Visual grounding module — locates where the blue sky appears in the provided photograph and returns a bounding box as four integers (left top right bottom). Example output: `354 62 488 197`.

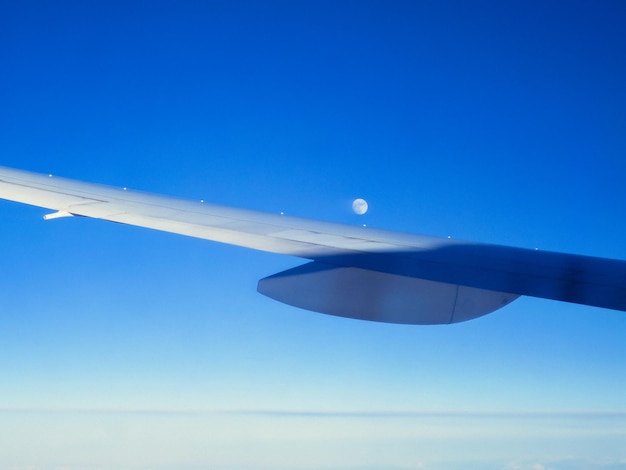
1 1 625 469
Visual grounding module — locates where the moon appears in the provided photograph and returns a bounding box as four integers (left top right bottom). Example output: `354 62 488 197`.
352 198 368 215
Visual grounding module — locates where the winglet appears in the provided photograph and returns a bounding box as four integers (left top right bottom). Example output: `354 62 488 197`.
43 210 74 220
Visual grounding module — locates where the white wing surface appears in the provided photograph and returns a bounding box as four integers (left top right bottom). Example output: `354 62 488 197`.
1 166 624 324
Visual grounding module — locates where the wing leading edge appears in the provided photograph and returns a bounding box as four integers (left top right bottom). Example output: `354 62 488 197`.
0 166 624 324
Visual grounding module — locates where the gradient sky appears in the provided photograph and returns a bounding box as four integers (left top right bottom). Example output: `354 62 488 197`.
1 1 625 469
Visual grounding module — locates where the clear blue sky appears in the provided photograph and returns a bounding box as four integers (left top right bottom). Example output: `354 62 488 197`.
1 1 625 469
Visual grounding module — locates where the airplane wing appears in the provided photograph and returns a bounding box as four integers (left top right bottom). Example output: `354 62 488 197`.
1 165 624 324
